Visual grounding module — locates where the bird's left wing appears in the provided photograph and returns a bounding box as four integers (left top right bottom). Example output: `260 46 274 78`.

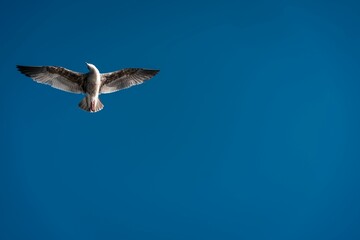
17 65 85 94
100 68 159 94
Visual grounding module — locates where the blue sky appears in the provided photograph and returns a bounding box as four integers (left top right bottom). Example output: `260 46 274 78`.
1 0 360 239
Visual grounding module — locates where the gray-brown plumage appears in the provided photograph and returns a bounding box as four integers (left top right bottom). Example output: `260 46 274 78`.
17 63 159 113
16 65 85 93
101 68 160 94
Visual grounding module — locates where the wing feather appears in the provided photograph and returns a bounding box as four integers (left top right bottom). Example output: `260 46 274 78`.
17 65 85 94
100 68 159 94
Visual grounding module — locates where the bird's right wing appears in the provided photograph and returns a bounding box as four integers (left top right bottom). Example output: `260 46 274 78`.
17 65 85 94
100 68 159 94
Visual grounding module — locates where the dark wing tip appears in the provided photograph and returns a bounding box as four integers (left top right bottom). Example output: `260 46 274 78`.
143 69 160 76
16 65 33 77
16 65 47 78
16 65 28 70
16 65 24 71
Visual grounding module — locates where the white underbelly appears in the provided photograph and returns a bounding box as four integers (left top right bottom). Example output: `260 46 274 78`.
87 73 101 97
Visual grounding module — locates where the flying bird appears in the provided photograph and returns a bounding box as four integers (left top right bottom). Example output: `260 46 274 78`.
16 63 159 112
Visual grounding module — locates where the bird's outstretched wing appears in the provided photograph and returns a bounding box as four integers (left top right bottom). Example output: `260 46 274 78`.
100 68 159 94
17 65 85 94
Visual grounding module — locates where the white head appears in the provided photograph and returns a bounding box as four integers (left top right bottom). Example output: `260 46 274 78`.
85 62 98 72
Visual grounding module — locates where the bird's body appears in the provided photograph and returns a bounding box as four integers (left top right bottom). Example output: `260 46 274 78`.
17 63 159 112
81 63 103 112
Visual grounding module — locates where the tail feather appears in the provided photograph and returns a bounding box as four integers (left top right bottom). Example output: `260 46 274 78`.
78 97 104 113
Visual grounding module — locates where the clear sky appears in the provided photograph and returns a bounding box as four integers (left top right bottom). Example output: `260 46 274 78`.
1 0 360 239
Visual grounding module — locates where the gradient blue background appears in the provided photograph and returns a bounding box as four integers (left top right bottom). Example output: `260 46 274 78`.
1 0 360 239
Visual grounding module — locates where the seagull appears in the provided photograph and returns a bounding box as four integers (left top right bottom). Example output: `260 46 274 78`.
16 63 159 112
